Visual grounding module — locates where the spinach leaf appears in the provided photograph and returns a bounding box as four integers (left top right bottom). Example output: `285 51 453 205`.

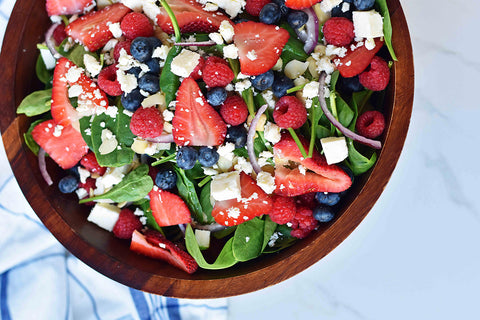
344 139 377 175
17 89 52 117
213 226 236 239
232 218 265 262
24 119 45 155
80 164 153 203
335 94 355 129
262 216 277 252
199 181 213 220
59 44 97 68
185 162 206 181
35 55 53 86
175 167 209 223
185 224 238 269
316 124 331 139
160 46 182 106
330 70 340 91
79 116 94 149
134 198 163 233
281 35 309 65
375 0 397 60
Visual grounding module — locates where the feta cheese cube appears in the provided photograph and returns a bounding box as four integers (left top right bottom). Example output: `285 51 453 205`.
87 203 121 232
211 171 241 201
170 49 201 78
40 48 56 70
320 137 349 165
219 20 235 43
223 44 239 59
256 171 276 194
352 10 384 39
195 229 211 250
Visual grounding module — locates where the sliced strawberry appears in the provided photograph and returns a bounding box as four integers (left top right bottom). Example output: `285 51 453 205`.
149 187 192 226
156 0 230 34
172 78 227 146
130 230 198 274
31 120 88 170
65 3 131 52
51 57 108 131
212 172 273 226
46 0 94 16
335 38 384 78
285 0 322 9
273 134 352 196
233 21 290 76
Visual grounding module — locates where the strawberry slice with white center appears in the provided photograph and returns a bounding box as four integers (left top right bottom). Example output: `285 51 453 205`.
149 187 192 227
285 0 322 9
212 172 273 226
65 3 131 52
233 21 290 76
46 0 95 16
156 0 231 34
130 230 198 274
31 120 88 169
51 57 108 131
172 78 227 146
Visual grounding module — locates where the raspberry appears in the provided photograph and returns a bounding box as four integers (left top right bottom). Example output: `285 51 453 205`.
97 64 123 96
323 17 355 47
120 12 154 40
130 106 164 138
78 177 96 206
289 206 318 239
113 40 132 61
202 56 234 87
269 195 296 224
113 208 143 239
245 0 271 16
189 56 205 80
219 95 249 126
80 152 106 176
273 96 307 129
296 192 316 209
355 110 386 139
53 23 67 45
358 56 390 91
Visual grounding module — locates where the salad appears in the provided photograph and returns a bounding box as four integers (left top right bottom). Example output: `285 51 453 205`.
18 0 396 274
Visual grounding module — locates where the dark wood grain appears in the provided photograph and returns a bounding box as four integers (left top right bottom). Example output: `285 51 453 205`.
0 0 413 298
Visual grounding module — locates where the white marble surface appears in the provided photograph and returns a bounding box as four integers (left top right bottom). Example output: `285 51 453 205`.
1 0 479 319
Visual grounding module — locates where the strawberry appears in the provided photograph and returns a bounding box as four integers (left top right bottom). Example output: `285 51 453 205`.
284 0 322 10
112 208 143 239
149 187 192 226
51 58 109 131
212 172 273 226
156 0 230 34
46 0 94 17
273 134 352 196
65 3 131 52
80 152 106 176
31 120 88 170
130 230 198 274
172 78 227 146
335 38 384 78
233 21 290 76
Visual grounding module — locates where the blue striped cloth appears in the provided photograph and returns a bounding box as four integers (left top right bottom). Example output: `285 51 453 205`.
0 2 227 318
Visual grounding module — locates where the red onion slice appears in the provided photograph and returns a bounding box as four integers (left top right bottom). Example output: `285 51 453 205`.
38 148 53 186
247 104 268 174
302 7 319 54
174 40 216 47
318 72 382 149
45 23 63 59
144 134 174 144
191 222 226 232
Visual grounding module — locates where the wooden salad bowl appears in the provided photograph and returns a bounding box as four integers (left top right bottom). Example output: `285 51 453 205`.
0 0 413 298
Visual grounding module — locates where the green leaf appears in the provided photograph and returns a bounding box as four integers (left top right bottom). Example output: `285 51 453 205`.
232 218 265 262
17 89 52 117
134 198 163 233
23 119 45 155
335 94 355 129
375 0 397 60
344 139 377 175
184 162 206 181
330 70 340 92
262 216 277 252
279 23 308 65
79 116 94 149
316 124 331 139
175 167 209 223
80 164 153 203
35 55 53 86
160 46 182 107
59 44 97 68
185 224 238 270
199 181 213 221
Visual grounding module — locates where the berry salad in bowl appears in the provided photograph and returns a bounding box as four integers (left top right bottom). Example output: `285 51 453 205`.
4 0 412 296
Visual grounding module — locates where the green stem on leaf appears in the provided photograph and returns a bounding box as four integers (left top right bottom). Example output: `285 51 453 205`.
61 15 69 26
198 176 212 188
286 83 306 94
242 88 255 118
160 0 181 42
151 153 176 166
288 128 308 159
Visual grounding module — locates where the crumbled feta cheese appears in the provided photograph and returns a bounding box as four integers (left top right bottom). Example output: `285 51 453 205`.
325 45 347 58
203 2 219 11
75 188 88 200
235 79 251 92
152 45 171 60
303 81 320 99
204 0 245 18
320 0 342 13
163 109 174 122
352 10 384 39
211 171 242 201
223 44 239 59
78 167 91 184
68 84 83 98
246 50 257 61
264 122 281 144
365 38 376 50
209 32 224 45
219 20 235 43
256 171 276 194
342 2 350 12
217 142 236 161
52 125 63 137
203 167 219 176
320 136 349 165
234 157 253 174
170 49 201 78
87 203 121 232
108 22 123 38
142 0 161 22
262 90 276 109
120 0 143 11
65 66 83 83
104 106 118 118
116 69 138 94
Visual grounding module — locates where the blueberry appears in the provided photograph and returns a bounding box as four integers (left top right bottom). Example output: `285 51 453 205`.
130 37 153 62
176 147 198 170
148 36 163 49
68 165 80 179
315 192 342 206
353 0 375 11
198 147 219 167
206 87 227 107
287 10 309 29
313 205 335 223
127 66 142 78
138 74 160 94
259 3 281 25
121 88 144 112
271 0 290 17
251 70 274 91
58 175 79 194
331 4 353 20
338 75 364 94
234 18 249 24
155 169 177 190
145 58 161 74
272 73 294 98
226 125 247 148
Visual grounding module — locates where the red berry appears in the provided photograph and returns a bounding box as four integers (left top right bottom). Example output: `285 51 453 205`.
202 56 234 87
80 152 107 175
78 177 96 193
53 23 67 45
97 64 123 96
273 96 307 129
120 12 154 40
113 208 143 239
290 206 318 239
189 56 205 80
269 195 296 224
296 192 316 209
130 106 164 139
355 110 386 139
245 0 271 16
358 56 390 91
113 40 132 61
219 95 249 126
323 17 355 47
